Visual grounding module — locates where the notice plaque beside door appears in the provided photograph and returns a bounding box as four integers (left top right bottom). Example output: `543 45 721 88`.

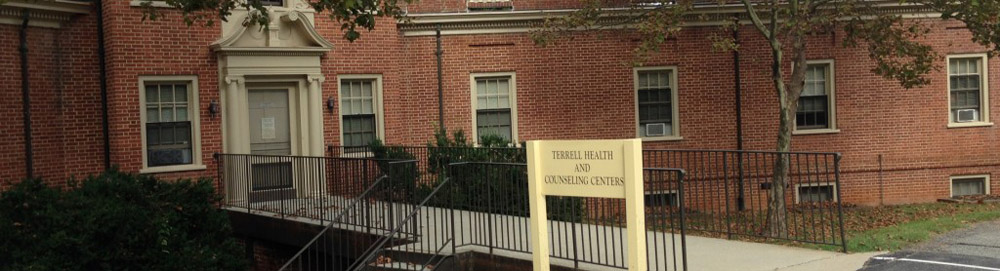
526 139 646 271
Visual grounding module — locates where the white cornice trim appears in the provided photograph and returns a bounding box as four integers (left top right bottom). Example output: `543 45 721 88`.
2 0 89 14
399 2 940 36
0 0 89 29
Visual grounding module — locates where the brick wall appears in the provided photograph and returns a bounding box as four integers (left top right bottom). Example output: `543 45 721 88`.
388 20 998 205
2 1 996 205
0 10 104 188
101 0 222 181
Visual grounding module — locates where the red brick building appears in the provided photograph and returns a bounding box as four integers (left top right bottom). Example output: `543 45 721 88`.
1 0 997 205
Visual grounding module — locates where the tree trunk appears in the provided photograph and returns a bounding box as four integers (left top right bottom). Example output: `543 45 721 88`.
766 29 807 239
767 108 793 238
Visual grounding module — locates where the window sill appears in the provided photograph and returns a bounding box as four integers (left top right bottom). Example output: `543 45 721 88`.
947 122 994 128
140 164 207 174
792 129 840 135
641 136 683 142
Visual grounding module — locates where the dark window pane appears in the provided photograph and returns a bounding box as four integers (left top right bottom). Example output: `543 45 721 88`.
251 162 293 190
644 192 678 207
147 121 193 166
796 96 829 129
798 185 834 203
256 0 283 6
952 178 986 197
477 109 512 141
342 114 376 149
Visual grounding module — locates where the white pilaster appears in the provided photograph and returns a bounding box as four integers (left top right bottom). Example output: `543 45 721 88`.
225 75 246 154
307 74 326 157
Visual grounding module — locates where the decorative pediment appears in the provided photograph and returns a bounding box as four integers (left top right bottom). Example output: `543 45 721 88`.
212 10 333 55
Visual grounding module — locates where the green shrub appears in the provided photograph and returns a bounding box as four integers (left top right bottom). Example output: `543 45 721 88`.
0 171 247 271
370 139 421 204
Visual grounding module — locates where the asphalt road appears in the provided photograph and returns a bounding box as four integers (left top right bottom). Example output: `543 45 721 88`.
860 219 1000 271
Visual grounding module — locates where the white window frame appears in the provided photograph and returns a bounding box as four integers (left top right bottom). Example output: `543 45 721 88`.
634 66 681 141
138 75 205 174
947 54 992 128
470 72 518 145
950 174 991 197
794 182 838 203
793 59 840 135
336 75 386 150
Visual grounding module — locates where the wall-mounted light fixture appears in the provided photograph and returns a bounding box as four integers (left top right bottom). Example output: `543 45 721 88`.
209 100 219 118
326 97 335 112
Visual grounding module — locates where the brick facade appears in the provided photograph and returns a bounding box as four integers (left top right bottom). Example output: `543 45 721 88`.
0 9 104 188
1 0 997 206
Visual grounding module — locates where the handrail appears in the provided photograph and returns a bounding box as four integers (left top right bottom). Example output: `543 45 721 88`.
350 176 455 271
277 159 418 271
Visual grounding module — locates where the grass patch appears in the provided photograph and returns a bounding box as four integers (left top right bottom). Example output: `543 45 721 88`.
671 202 1000 253
842 202 1000 252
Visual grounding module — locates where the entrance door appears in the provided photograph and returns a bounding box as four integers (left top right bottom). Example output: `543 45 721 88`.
247 89 296 202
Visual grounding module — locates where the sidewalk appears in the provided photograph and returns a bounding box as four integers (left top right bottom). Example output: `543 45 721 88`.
683 234 884 270
237 198 882 271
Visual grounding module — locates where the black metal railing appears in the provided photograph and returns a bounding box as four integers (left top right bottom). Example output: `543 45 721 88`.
447 162 689 271
216 153 418 232
350 175 455 271
262 158 419 271
329 145 845 251
220 145 843 270
643 149 846 251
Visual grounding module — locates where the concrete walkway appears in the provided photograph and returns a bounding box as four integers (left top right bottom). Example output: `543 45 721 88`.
228 197 877 271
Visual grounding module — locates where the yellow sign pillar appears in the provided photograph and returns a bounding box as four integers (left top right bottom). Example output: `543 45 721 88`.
526 139 646 271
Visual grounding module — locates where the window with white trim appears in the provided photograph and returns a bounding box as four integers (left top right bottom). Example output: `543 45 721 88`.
472 74 516 143
635 68 679 139
140 77 202 171
948 55 990 125
339 78 382 149
796 183 837 203
951 175 990 197
796 62 835 131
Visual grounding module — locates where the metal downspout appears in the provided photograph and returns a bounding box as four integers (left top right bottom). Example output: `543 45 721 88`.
733 22 746 211
435 24 445 132
19 9 33 179
97 0 111 170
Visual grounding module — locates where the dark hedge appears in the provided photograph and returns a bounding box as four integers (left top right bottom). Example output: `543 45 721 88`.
0 171 247 271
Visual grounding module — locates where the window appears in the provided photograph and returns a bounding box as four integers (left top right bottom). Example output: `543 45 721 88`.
644 191 679 207
951 175 990 197
796 183 837 203
796 61 837 132
252 0 283 6
948 55 991 126
635 67 680 140
139 76 203 173
338 76 384 151
471 73 517 143
467 0 512 11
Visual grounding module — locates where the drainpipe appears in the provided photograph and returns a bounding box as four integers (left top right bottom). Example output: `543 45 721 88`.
19 9 33 179
97 0 111 170
435 24 445 132
733 20 745 211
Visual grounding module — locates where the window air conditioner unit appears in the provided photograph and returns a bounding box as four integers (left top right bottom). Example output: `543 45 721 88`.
645 123 667 137
956 109 979 123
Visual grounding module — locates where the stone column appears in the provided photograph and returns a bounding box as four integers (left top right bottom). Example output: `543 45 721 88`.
307 74 325 157
225 75 245 154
